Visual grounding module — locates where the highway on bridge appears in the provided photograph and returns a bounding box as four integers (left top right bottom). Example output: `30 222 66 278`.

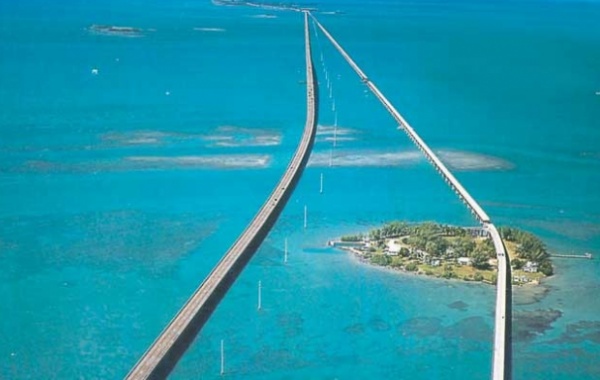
310 13 512 380
125 11 318 379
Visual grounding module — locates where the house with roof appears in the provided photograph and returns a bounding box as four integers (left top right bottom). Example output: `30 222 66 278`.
523 261 539 273
385 240 402 256
457 257 472 266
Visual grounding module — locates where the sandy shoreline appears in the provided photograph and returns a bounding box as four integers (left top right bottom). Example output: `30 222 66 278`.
339 245 548 295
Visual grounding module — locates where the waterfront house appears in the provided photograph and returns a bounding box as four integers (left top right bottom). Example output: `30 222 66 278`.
414 249 429 262
513 275 530 283
386 240 402 256
523 261 539 273
457 257 472 266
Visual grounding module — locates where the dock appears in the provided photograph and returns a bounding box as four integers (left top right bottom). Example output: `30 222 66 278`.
550 253 593 259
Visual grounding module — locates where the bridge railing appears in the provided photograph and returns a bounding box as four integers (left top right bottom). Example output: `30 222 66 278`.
309 13 511 380
125 12 318 379
309 13 490 224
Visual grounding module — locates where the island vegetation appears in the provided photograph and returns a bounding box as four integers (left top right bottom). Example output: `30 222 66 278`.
332 221 553 285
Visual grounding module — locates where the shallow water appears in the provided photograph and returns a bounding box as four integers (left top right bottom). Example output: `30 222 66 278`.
1 0 599 378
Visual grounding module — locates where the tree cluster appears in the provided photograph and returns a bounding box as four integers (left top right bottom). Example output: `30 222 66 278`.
500 226 553 275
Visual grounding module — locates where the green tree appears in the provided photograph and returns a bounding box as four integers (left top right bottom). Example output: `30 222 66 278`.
405 262 418 272
370 254 391 266
415 222 441 238
454 236 476 256
341 234 362 242
471 251 490 270
442 270 456 279
369 228 382 242
390 256 403 268
381 221 411 238
539 261 553 276
512 258 524 270
433 237 448 256
469 239 495 259
407 236 427 251
530 248 549 263
425 240 439 256
500 227 515 241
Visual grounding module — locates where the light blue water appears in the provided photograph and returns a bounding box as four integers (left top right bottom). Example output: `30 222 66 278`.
1 0 599 378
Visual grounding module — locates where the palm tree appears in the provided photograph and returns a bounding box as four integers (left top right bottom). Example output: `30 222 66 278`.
530 248 549 263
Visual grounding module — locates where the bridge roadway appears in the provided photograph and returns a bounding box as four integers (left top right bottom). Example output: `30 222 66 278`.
125 12 318 379
310 14 512 380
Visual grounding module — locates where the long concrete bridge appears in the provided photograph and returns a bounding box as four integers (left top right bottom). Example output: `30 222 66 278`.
310 13 512 380
125 12 318 379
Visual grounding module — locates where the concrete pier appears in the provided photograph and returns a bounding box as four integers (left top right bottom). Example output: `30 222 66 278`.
550 252 592 259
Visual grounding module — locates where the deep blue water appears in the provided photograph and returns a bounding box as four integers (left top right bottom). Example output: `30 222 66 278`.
1 0 599 378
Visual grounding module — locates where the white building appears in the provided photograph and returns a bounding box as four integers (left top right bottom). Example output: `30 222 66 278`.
386 240 402 256
513 275 530 283
523 261 539 273
457 257 472 266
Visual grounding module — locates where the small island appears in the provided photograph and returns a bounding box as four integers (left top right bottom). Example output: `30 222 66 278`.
330 222 553 285
89 25 145 37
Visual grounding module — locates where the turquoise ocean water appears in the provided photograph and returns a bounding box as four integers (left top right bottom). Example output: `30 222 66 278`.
1 0 599 378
